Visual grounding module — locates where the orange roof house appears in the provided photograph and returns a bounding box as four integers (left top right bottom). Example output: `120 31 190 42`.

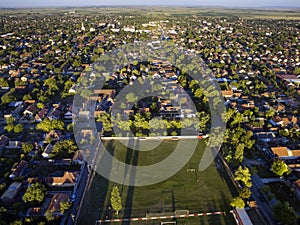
27 171 78 187
270 147 289 157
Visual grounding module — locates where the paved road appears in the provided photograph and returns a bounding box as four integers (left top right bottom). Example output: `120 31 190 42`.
261 178 282 184
66 164 89 225
243 159 278 225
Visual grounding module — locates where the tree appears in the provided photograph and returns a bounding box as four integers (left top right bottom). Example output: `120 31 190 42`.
1 93 16 105
37 102 44 109
230 197 245 209
37 118 64 132
5 116 14 124
293 67 300 75
0 78 9 87
239 187 251 199
4 124 14 133
60 201 71 214
22 143 34 154
125 92 138 103
13 124 23 133
234 143 244 163
273 202 297 225
110 186 122 216
10 221 22 225
235 166 252 188
52 140 78 156
23 183 46 203
272 160 290 177
96 112 112 133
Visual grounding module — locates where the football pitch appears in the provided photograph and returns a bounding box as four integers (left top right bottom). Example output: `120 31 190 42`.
77 140 237 225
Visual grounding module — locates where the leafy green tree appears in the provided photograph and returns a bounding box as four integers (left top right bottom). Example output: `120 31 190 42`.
5 116 14 124
235 166 252 188
0 78 9 87
23 183 46 203
96 112 112 133
13 124 23 133
265 109 275 118
234 143 244 163
37 118 64 132
45 211 55 222
273 202 297 225
1 93 16 104
230 197 245 209
10 220 22 225
60 201 71 214
37 102 44 109
272 160 290 177
293 67 300 75
110 186 122 216
67 123 73 131
125 92 138 103
4 124 14 133
239 187 251 199
52 140 78 156
22 143 34 154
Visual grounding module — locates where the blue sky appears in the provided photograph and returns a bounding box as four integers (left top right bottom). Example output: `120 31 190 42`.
0 0 299 8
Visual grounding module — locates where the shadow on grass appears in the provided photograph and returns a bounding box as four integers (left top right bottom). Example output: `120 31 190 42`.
122 139 139 224
215 154 238 198
77 140 114 225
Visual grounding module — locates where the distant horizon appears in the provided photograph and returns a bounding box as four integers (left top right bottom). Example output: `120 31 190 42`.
0 0 299 9
1 5 300 9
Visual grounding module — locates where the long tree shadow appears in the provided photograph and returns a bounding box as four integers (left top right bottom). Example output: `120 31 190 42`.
77 139 115 225
122 139 139 224
215 154 238 197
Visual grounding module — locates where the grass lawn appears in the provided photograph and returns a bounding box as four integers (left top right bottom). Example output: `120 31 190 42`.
78 140 235 225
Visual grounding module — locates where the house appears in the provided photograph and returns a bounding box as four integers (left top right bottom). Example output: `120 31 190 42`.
255 132 276 143
221 90 234 98
35 107 49 122
293 180 300 200
0 135 9 150
64 111 73 120
42 144 53 158
1 182 22 203
8 101 23 108
9 160 28 179
48 108 61 120
7 141 22 149
93 89 116 99
270 147 300 160
45 130 61 142
26 207 44 217
23 105 38 117
44 193 70 217
27 171 78 187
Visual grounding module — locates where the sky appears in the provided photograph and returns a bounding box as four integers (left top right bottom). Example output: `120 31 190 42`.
0 0 299 8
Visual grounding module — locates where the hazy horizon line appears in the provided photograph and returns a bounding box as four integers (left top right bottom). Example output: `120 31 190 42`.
1 4 300 9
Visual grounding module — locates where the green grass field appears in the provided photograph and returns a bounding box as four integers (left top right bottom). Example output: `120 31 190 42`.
77 140 236 225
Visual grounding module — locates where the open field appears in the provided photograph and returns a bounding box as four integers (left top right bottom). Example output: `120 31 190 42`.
77 140 236 225
1 7 300 20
